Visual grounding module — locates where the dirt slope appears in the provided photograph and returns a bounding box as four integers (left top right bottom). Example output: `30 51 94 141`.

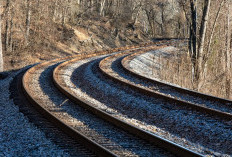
3 16 149 71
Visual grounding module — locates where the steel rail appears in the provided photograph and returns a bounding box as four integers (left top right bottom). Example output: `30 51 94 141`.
122 51 232 104
22 58 118 157
99 49 232 121
21 42 162 157
121 51 232 119
53 45 203 157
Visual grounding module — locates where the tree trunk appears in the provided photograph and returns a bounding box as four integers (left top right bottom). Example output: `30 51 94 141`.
161 7 165 36
5 14 10 51
132 3 142 25
25 0 31 46
100 0 106 16
9 13 13 52
0 10 3 72
201 0 224 86
189 0 197 87
205 0 224 60
52 0 58 21
225 1 231 99
190 0 197 65
4 0 10 51
196 0 211 90
62 7 66 27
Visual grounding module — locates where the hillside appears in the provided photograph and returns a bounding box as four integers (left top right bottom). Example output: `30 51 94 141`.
3 16 149 71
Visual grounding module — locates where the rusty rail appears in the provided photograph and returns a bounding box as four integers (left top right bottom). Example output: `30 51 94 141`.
122 51 232 104
98 48 232 121
22 58 118 157
53 43 203 157
21 41 165 157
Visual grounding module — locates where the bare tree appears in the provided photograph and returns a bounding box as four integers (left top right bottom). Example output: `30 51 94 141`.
0 4 3 72
195 0 211 90
189 0 197 76
206 0 224 56
225 0 231 99
189 0 211 90
25 0 31 46
4 0 10 51
100 0 106 16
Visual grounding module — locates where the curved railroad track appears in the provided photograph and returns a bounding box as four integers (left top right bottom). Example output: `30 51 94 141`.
99 49 232 120
53 45 203 156
11 68 96 157
21 43 161 156
15 39 231 156
122 49 232 106
123 50 232 107
96 43 231 155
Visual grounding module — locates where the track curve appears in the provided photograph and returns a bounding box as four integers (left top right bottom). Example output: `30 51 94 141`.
99 49 232 120
21 42 164 156
19 40 230 156
121 50 232 119
53 44 203 156
22 58 117 157
122 50 232 104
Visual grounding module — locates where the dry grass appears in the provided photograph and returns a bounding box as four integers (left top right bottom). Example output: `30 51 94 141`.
153 50 231 99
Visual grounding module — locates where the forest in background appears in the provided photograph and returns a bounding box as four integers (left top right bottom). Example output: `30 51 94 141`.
0 0 231 99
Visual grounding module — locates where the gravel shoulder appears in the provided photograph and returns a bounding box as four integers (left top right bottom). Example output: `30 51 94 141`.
58 56 174 157
0 70 69 156
127 49 232 112
62 57 232 156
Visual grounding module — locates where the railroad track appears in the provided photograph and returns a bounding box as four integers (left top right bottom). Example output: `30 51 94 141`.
99 49 232 120
14 39 231 156
11 69 95 157
53 44 204 156
21 43 163 157
122 50 232 115
96 44 231 155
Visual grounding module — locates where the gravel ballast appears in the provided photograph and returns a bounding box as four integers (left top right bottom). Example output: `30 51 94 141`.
127 49 232 113
0 70 68 156
27 58 173 157
63 57 232 156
